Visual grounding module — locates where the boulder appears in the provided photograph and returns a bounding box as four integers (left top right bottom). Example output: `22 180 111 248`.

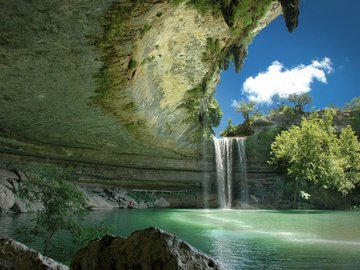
0 169 19 181
0 168 20 194
77 186 118 210
0 237 68 270
0 184 15 212
138 201 148 209
12 195 42 213
15 170 28 182
87 194 118 210
70 227 225 270
154 197 170 208
12 195 28 213
0 178 13 191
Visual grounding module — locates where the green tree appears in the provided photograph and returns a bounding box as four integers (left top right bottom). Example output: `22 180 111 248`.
207 98 222 128
269 109 360 208
220 118 237 137
235 100 255 123
17 165 108 261
287 93 312 113
344 96 360 110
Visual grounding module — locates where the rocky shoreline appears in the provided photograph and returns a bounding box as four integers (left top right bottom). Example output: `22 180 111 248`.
1 227 225 270
0 166 206 214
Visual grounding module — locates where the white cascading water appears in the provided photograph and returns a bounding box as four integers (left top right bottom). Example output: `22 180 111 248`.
213 136 249 209
235 137 249 206
213 137 233 208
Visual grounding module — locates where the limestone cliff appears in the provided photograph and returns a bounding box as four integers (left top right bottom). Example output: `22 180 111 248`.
0 1 291 190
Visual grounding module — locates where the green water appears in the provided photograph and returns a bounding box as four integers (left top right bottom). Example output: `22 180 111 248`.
1 209 360 269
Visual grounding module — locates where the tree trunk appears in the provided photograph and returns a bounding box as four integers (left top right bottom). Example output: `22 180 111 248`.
43 230 55 256
292 177 299 209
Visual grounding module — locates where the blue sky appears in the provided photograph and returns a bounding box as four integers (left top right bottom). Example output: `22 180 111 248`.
214 0 360 135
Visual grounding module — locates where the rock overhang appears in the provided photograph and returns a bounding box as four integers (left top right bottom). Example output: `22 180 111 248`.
0 0 298 168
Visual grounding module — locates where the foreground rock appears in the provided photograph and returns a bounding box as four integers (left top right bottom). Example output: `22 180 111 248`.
0 238 68 270
71 227 225 270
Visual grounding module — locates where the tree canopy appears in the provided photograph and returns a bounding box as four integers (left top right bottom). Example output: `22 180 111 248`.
344 96 360 110
17 165 109 262
269 109 360 207
207 98 222 128
235 100 255 123
287 93 312 113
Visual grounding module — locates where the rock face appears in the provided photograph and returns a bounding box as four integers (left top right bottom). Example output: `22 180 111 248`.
0 184 15 212
0 165 203 212
70 227 225 270
0 168 21 212
0 167 44 213
0 0 285 191
0 237 68 270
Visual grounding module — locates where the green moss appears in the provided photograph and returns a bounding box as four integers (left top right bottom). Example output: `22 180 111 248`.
128 59 138 70
125 101 137 111
141 55 156 65
187 0 222 17
182 86 205 123
202 38 227 69
186 0 275 73
91 66 113 104
125 119 145 131
140 23 152 38
91 3 134 105
170 0 185 7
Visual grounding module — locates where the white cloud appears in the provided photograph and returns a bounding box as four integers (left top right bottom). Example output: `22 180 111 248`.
241 57 333 103
231 100 240 108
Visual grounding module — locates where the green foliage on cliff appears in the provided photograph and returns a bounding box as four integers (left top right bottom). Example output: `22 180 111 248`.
207 98 223 128
182 85 206 123
182 74 222 131
203 38 226 69
246 127 281 158
172 0 279 74
345 97 360 136
235 100 255 123
287 93 312 113
269 109 360 207
92 2 133 106
220 119 237 136
220 119 255 137
345 96 360 110
349 110 360 137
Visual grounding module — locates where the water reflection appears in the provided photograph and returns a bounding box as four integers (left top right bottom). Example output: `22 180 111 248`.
1 209 359 269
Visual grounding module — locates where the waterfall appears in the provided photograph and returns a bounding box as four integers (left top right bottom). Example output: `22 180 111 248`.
213 137 233 208
235 137 249 206
202 125 210 209
213 136 249 209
